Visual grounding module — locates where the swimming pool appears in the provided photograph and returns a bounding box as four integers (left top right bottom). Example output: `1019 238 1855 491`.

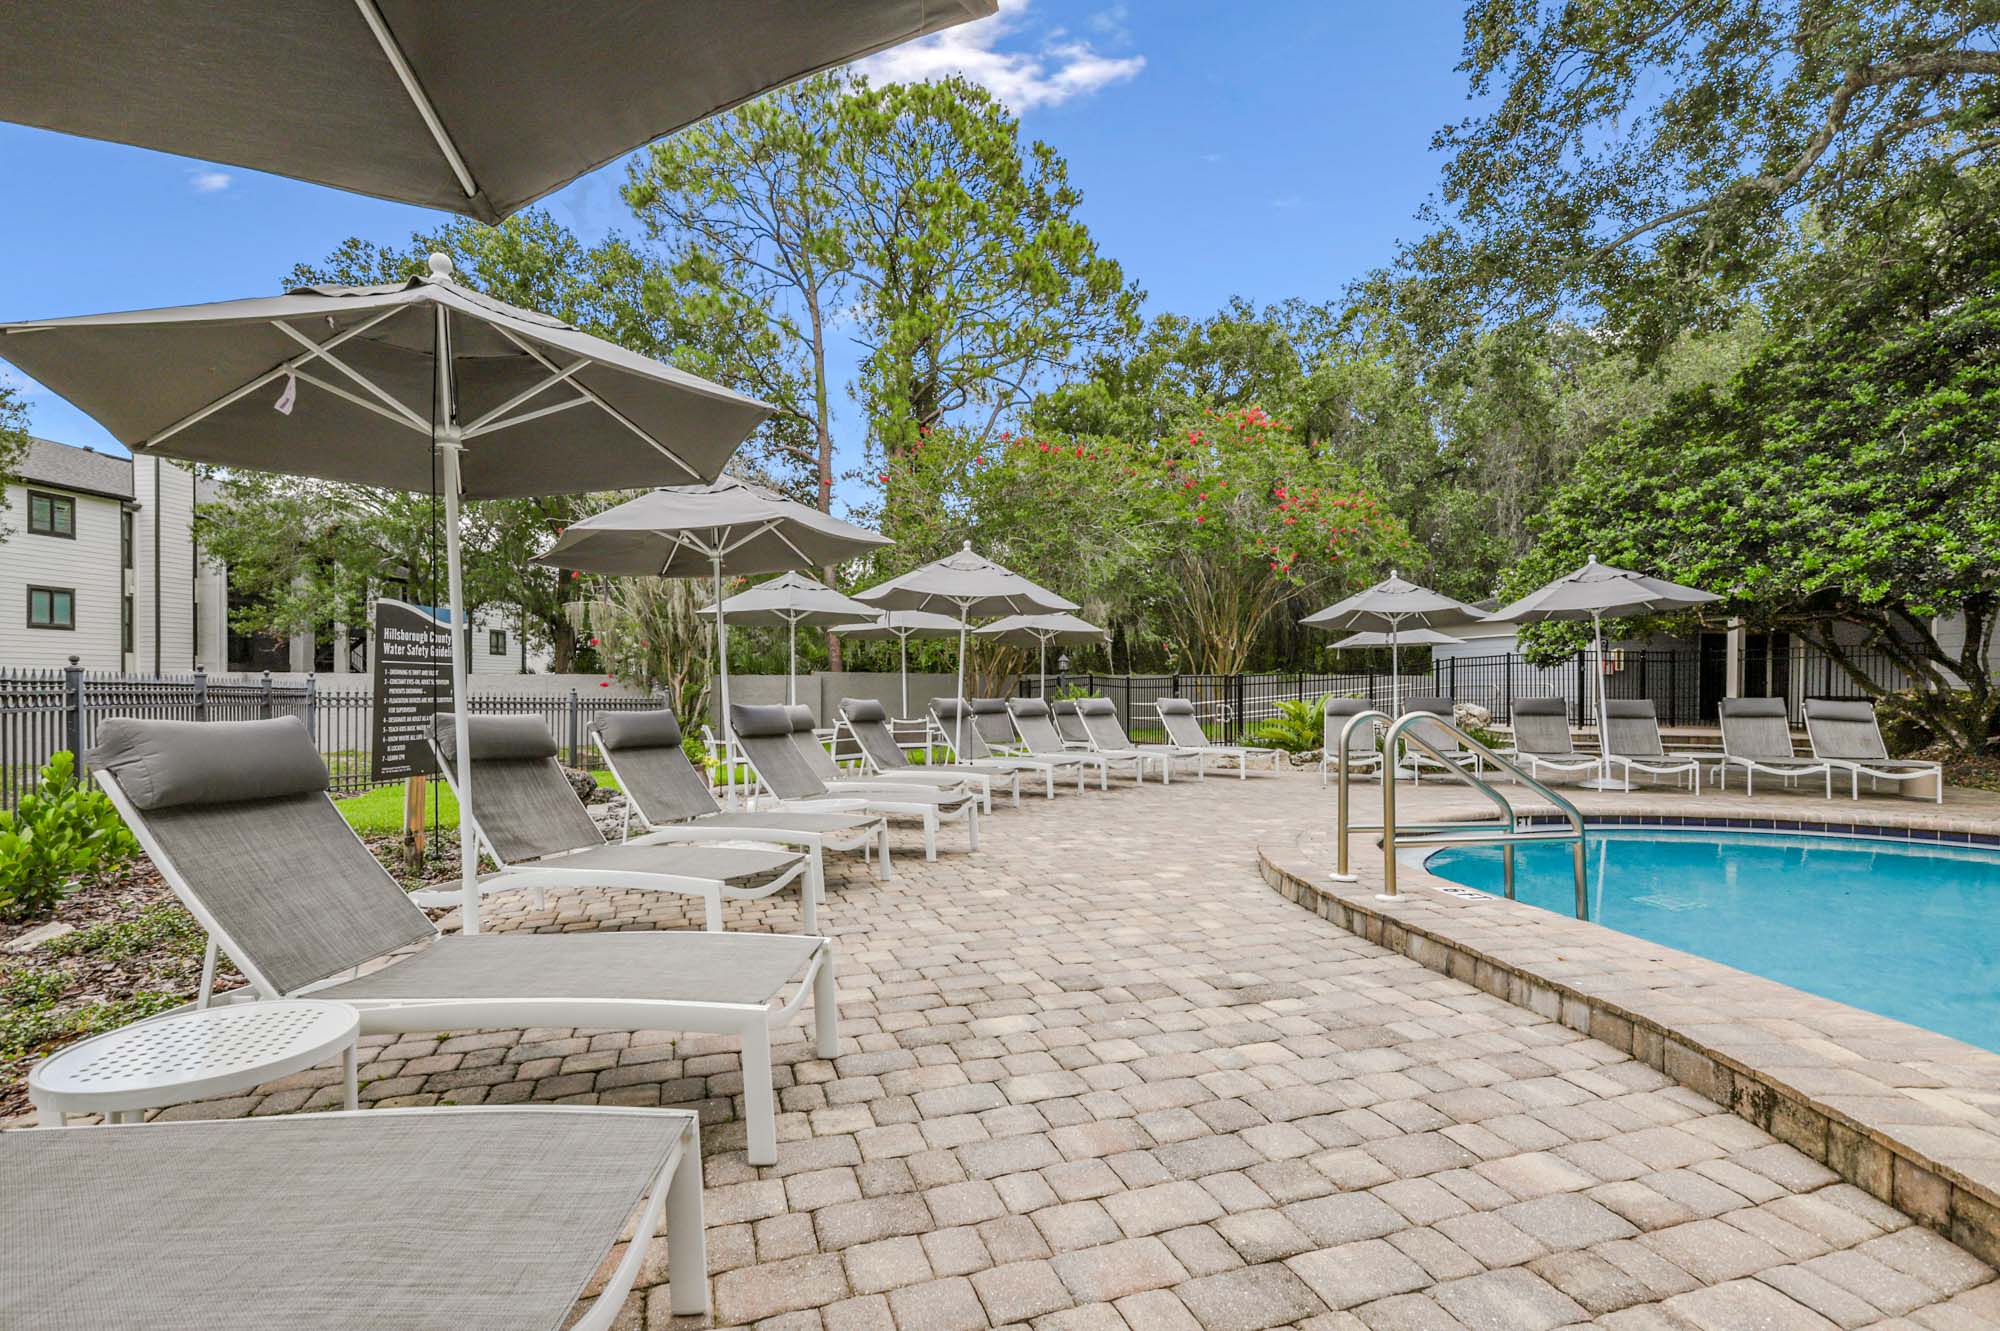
1423 828 2000 1052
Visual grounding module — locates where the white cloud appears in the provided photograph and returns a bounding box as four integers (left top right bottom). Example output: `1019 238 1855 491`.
189 169 233 193
858 0 1144 112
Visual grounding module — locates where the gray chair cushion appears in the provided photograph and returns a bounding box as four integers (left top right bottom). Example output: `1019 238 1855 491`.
1804 698 1877 723
732 703 797 738
930 697 969 720
90 716 328 810
1720 697 1787 718
1075 698 1116 716
435 713 557 765
1324 698 1371 717
1010 698 1052 718
1512 697 1567 717
842 698 889 724
593 709 683 751
1157 698 1196 716
969 698 1010 715
1404 696 1454 716
1605 699 1657 719
785 705 817 733
1053 699 1079 716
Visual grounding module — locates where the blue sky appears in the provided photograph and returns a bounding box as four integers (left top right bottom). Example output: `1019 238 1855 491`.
0 1 1470 511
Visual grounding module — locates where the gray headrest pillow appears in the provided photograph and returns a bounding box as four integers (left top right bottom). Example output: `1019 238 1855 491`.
434 713 557 764
842 698 889 724
593 709 683 750
90 716 329 810
731 703 796 738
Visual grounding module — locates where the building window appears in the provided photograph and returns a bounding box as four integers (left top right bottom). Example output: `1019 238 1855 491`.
122 508 135 568
27 491 75 539
28 586 75 630
488 629 508 656
123 595 135 652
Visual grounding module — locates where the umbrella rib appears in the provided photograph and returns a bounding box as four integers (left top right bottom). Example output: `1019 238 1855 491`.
462 394 590 437
351 0 482 207
270 320 431 431
460 359 590 436
144 307 407 448
489 325 704 481
718 519 785 559
288 367 434 435
769 526 818 568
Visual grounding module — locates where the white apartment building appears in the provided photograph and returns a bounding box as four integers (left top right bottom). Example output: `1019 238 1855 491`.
0 437 226 672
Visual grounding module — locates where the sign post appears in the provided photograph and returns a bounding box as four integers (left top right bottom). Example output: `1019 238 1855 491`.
372 600 453 875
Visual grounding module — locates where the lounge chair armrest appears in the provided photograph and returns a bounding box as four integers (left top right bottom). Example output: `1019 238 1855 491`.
630 825 822 851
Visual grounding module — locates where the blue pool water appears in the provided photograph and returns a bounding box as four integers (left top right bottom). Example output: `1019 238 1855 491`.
1424 829 2000 1051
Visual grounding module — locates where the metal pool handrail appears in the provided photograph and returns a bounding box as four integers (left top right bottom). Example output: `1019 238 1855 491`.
1330 708 1590 919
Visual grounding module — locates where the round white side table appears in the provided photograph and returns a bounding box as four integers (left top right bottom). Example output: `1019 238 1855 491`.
28 1000 361 1127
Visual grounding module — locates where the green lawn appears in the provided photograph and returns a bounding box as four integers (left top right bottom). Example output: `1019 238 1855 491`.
334 771 620 835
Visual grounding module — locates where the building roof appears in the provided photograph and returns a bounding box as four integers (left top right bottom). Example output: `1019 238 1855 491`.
14 436 133 501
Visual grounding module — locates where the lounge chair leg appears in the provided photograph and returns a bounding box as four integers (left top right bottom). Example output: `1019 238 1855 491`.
803 850 823 934
532 886 547 911
702 888 724 933
813 947 839 1058
742 1021 776 1167
924 814 937 861
878 826 894 879
667 1117 709 1316
967 804 980 852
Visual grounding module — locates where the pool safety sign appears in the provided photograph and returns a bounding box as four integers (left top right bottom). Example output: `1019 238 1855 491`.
370 599 453 781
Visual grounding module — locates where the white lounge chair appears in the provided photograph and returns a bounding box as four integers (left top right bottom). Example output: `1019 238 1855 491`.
1717 697 1833 796
1398 696 1485 783
591 708 896 878
929 697 1092 795
838 697 1025 806
425 712 819 931
731 703 979 860
1068 697 1181 782
4 1105 711 1327
1601 699 1704 790
966 696 1031 755
1320 697 1385 787
89 714 836 1166
1804 698 1943 803
1003 698 1117 788
1155 697 1283 778
1502 697 1599 784
779 703 988 811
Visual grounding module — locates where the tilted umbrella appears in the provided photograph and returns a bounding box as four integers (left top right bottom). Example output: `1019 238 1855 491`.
699 571 874 708
0 255 769 932
2 0 996 221
1326 627 1465 650
537 479 891 755
976 613 1109 698
1302 572 1488 715
826 610 964 718
854 542 1076 752
1490 557 1720 790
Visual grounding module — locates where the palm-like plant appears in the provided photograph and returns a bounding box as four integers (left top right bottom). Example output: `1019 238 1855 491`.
1249 696 1328 753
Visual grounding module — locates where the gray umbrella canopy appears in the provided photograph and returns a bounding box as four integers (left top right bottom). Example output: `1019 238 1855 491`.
0 262 771 497
827 611 965 716
1 256 773 936
1491 558 1719 788
855 543 1076 746
977 612 1109 698
538 480 891 747
1328 628 1465 649
1303 573 1486 715
2 0 997 221
700 571 875 706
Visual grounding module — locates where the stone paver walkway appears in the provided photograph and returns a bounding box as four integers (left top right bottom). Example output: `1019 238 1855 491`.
167 771 2000 1328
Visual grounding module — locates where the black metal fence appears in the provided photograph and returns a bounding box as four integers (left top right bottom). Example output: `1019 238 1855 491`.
1 658 667 811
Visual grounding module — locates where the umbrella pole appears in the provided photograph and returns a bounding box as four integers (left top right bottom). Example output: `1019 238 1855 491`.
434 307 480 934
1582 609 1629 790
714 548 735 808
956 603 969 757
1040 635 1048 698
899 633 909 718
788 618 797 708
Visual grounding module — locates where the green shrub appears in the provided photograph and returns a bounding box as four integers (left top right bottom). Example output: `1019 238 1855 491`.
1050 684 1098 703
0 752 140 919
1251 697 1329 753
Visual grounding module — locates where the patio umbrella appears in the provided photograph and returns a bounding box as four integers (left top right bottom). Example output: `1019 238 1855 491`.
826 610 965 717
854 542 1076 753
1302 572 1488 715
976 613 1110 698
0 255 770 932
536 478 891 755
699 571 875 707
2 0 997 221
1489 557 1720 789
1326 627 1465 650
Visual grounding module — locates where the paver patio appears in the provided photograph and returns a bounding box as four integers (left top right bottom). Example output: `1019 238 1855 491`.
110 771 2000 1327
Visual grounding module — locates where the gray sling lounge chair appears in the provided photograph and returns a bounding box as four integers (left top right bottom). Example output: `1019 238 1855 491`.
1502 698 1599 783
731 703 979 860
1718 697 1832 796
1602 699 1704 790
968 697 1028 753
837 697 1023 807
1320 697 1385 787
88 715 835 1166
3 1105 711 1329
1156 697 1283 778
780 703 982 808
1052 699 1093 748
930 697 1091 795
427 713 818 931
1068 697 1178 783
1399 696 1485 783
1804 698 1943 803
592 709 895 879
1003 697 1114 788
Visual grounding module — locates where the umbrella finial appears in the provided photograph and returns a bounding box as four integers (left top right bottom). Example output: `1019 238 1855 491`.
427 252 454 279
962 539 973 551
